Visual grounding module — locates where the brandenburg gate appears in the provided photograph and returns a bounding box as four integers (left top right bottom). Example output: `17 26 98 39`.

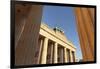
14 3 95 65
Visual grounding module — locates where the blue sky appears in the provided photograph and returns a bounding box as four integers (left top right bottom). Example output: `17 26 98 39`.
41 5 82 59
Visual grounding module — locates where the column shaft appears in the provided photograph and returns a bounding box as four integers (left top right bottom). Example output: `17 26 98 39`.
88 8 95 24
37 38 43 64
74 8 94 61
50 43 53 63
81 8 94 55
70 50 73 62
40 37 48 64
72 51 75 62
54 42 58 63
66 49 70 62
61 47 64 63
74 52 76 62
15 5 43 65
64 48 67 63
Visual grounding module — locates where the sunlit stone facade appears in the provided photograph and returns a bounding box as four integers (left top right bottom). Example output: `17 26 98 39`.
35 23 76 64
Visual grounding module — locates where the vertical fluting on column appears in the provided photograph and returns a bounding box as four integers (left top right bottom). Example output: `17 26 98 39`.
40 37 48 64
15 4 43 65
64 48 67 63
87 8 95 24
81 8 94 57
80 8 94 61
15 4 31 48
54 42 58 63
74 7 94 61
74 8 88 61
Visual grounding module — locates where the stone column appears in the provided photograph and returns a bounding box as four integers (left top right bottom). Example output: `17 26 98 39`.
70 50 73 62
67 49 70 62
72 51 75 62
81 8 94 54
64 48 67 63
15 4 43 65
50 43 53 63
88 8 95 24
54 42 58 63
61 47 64 63
74 8 94 61
37 38 43 64
40 37 48 64
74 51 76 62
